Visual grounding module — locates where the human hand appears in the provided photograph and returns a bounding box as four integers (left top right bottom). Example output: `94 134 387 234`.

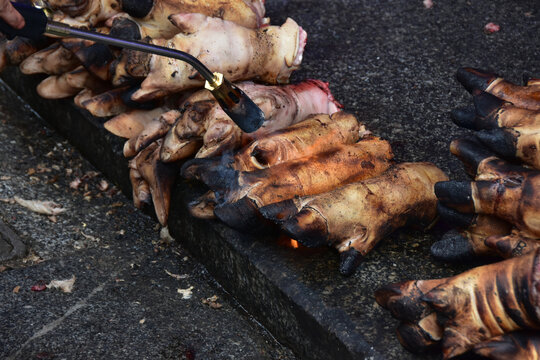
0 0 24 29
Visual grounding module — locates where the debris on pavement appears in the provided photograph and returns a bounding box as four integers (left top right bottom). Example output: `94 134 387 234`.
14 197 66 216
47 275 76 293
160 227 174 244
31 283 47 292
423 0 433 9
484 22 500 33
177 286 194 299
13 285 20 293
165 269 189 280
202 295 223 309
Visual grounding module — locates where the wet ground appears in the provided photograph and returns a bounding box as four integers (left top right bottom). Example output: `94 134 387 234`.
0 86 295 359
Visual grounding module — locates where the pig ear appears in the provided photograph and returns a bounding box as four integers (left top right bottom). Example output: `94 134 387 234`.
169 13 209 34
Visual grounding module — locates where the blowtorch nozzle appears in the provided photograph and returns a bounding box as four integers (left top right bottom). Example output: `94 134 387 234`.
205 74 265 133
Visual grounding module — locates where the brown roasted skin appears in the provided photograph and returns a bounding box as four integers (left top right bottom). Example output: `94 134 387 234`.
231 112 366 171
184 138 393 233
474 331 540 360
424 249 540 359
132 140 178 225
261 162 446 275
0 36 50 72
104 107 168 139
486 230 540 259
183 111 365 179
436 138 540 244
375 279 445 352
36 66 108 99
452 72 540 169
220 138 393 206
377 249 540 358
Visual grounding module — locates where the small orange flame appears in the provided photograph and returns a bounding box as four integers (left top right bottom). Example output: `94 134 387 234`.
277 235 300 249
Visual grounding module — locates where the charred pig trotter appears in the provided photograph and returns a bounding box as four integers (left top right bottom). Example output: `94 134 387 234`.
0 3 266 132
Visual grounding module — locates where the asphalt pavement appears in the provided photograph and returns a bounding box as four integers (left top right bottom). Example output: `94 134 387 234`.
0 86 295 359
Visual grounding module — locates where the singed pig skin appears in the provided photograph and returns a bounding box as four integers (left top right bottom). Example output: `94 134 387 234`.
106 0 267 39
133 140 178 225
19 43 80 76
231 112 366 171
261 162 447 275
115 15 306 101
198 139 393 233
161 80 342 162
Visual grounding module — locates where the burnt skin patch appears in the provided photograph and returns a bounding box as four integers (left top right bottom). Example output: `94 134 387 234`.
396 322 438 353
110 17 142 41
214 197 276 234
431 230 475 262
456 67 498 93
339 248 363 276
259 199 299 222
282 208 328 248
450 137 494 174
435 181 474 213
122 0 153 18
475 128 519 159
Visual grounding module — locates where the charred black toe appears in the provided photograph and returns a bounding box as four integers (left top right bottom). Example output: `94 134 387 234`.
434 181 474 213
475 128 518 159
121 0 154 18
281 209 328 248
259 199 299 222
450 137 495 174
214 197 274 233
450 107 477 129
122 86 159 110
456 67 498 93
437 203 475 229
339 248 362 276
473 90 505 125
431 230 475 262
180 158 237 192
110 17 142 40
181 158 221 181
